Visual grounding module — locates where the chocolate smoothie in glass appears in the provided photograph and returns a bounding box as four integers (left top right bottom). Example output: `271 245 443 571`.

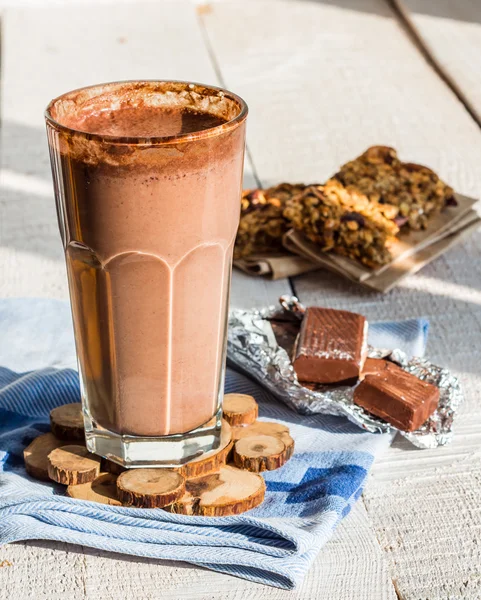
45 81 247 467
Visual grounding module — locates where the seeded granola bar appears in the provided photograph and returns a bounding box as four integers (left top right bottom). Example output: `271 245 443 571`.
234 183 306 259
331 146 456 230
284 182 399 268
235 146 456 268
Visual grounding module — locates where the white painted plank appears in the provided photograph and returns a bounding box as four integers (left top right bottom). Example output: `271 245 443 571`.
200 0 481 194
364 463 481 599
0 1 290 306
395 0 481 125
200 1 481 598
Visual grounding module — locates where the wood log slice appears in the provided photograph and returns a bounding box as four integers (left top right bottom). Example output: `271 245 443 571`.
101 458 126 475
50 403 84 441
117 469 186 508
233 434 289 472
67 473 121 506
232 420 295 460
166 465 265 516
47 444 101 485
222 393 258 426
173 419 233 479
23 433 68 481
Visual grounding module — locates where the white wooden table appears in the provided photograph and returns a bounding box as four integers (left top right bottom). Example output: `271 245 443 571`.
1 1 480 598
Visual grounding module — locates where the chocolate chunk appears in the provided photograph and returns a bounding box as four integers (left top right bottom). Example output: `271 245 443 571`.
360 357 390 379
341 211 365 227
292 307 367 384
270 319 301 357
354 362 440 431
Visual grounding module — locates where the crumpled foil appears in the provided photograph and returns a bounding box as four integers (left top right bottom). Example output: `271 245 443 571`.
227 298 463 449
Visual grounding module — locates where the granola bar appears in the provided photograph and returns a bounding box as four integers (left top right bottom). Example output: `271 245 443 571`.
234 147 456 268
284 182 399 268
234 183 306 259
331 146 456 230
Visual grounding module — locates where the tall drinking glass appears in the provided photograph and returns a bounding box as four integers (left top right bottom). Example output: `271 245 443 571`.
45 81 247 467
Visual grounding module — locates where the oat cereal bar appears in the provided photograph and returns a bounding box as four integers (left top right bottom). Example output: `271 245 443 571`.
234 183 306 259
284 182 399 267
331 146 456 230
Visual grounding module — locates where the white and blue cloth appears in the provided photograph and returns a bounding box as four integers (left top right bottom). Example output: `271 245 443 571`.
0 299 428 589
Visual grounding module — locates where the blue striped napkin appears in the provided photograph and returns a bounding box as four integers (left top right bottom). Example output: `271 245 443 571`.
0 299 428 589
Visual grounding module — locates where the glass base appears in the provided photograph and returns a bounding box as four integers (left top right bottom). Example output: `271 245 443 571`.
84 406 222 468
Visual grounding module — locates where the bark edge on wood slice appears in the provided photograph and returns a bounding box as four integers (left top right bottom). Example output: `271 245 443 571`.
101 457 126 475
172 419 233 478
47 444 101 485
222 394 258 426
165 465 265 516
67 472 121 505
117 469 186 508
233 434 290 472
23 433 68 481
232 421 294 461
50 402 84 441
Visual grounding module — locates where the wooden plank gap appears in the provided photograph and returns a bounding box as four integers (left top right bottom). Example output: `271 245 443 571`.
196 6 262 189
388 0 481 129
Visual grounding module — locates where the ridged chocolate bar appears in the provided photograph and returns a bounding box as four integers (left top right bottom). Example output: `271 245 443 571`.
292 307 367 384
354 361 440 431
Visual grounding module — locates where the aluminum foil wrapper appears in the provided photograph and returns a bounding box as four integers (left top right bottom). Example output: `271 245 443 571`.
227 298 463 449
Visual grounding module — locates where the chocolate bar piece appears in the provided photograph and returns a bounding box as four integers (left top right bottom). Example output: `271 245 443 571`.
292 307 367 384
354 361 440 431
360 357 390 379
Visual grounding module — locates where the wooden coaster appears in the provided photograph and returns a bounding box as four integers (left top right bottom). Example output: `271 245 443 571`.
67 473 121 506
222 394 258 426
101 458 126 475
48 444 101 485
50 403 84 441
173 419 233 479
22 403 295 516
232 420 295 461
117 469 186 508
165 465 266 516
233 434 290 472
23 433 68 481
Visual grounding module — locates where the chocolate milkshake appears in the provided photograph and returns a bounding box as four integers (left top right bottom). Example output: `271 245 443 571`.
46 81 247 466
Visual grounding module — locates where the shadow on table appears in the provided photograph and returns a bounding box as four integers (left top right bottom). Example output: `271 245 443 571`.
15 538 210 573
305 0 481 24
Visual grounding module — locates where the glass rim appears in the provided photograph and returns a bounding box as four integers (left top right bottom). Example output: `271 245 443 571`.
44 79 248 145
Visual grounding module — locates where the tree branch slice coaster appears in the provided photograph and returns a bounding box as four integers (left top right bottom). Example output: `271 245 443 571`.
172 419 233 478
232 420 295 461
67 473 121 506
117 469 186 508
50 403 84 441
23 406 294 516
23 433 68 481
222 394 258 426
47 445 101 485
165 465 266 516
233 434 290 472
101 458 126 475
